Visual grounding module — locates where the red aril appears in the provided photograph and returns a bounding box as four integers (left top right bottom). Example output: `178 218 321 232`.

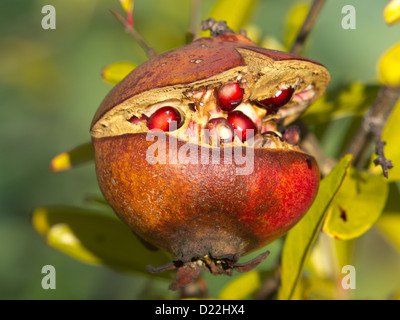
146 107 182 131
216 83 244 111
205 117 234 145
258 87 294 114
227 110 257 142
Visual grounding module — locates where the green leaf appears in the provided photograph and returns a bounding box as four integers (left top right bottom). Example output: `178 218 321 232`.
32 206 172 278
218 271 261 300
323 168 389 240
101 61 137 85
376 183 400 253
277 154 353 300
283 2 310 50
200 0 257 37
302 83 380 125
49 142 94 172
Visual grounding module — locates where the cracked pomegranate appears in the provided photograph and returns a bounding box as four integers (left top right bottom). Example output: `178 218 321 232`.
90 32 330 290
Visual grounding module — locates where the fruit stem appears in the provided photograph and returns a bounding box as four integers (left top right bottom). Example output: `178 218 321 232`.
290 0 327 56
201 18 235 37
110 9 157 59
342 84 400 178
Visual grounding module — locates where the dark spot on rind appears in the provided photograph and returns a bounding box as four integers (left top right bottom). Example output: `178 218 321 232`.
306 157 313 170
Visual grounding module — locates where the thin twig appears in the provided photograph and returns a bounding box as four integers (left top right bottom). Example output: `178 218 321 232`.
189 0 202 40
343 85 400 178
110 9 157 59
296 120 337 176
288 0 335 176
290 0 327 56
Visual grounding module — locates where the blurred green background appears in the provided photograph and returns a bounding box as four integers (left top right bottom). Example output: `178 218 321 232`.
1 0 399 299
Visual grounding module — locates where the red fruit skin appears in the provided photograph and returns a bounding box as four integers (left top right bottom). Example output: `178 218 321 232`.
216 83 244 111
92 134 320 260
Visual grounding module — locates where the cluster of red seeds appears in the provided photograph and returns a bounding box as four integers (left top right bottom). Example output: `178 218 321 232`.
128 82 295 144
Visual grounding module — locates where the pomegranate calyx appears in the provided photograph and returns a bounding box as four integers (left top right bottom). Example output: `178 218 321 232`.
146 250 270 291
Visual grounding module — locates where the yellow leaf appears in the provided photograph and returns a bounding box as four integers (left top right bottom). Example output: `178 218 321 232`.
383 0 400 25
32 206 172 277
119 0 134 14
380 98 400 181
323 168 389 240
284 2 310 50
102 61 137 85
260 35 286 51
48 223 103 264
200 0 257 37
278 155 353 300
49 142 94 172
376 183 400 253
378 41 400 85
218 271 260 300
378 212 400 254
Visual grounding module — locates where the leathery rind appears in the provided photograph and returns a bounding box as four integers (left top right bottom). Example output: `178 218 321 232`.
90 23 330 291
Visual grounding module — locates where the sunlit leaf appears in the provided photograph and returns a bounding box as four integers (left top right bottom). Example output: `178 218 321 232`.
242 24 262 44
200 0 257 37
384 0 400 25
218 271 260 300
378 41 400 85
333 238 354 274
49 142 94 172
370 98 400 181
323 168 389 240
378 213 400 254
101 61 137 85
260 35 286 51
284 2 310 50
119 0 134 14
32 206 172 278
303 275 336 300
278 154 353 300
376 183 400 254
302 83 380 125
308 233 336 279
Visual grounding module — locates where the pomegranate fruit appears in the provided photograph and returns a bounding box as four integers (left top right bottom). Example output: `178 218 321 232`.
90 30 330 290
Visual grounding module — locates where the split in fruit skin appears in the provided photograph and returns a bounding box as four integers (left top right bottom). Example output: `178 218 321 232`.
127 82 307 148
